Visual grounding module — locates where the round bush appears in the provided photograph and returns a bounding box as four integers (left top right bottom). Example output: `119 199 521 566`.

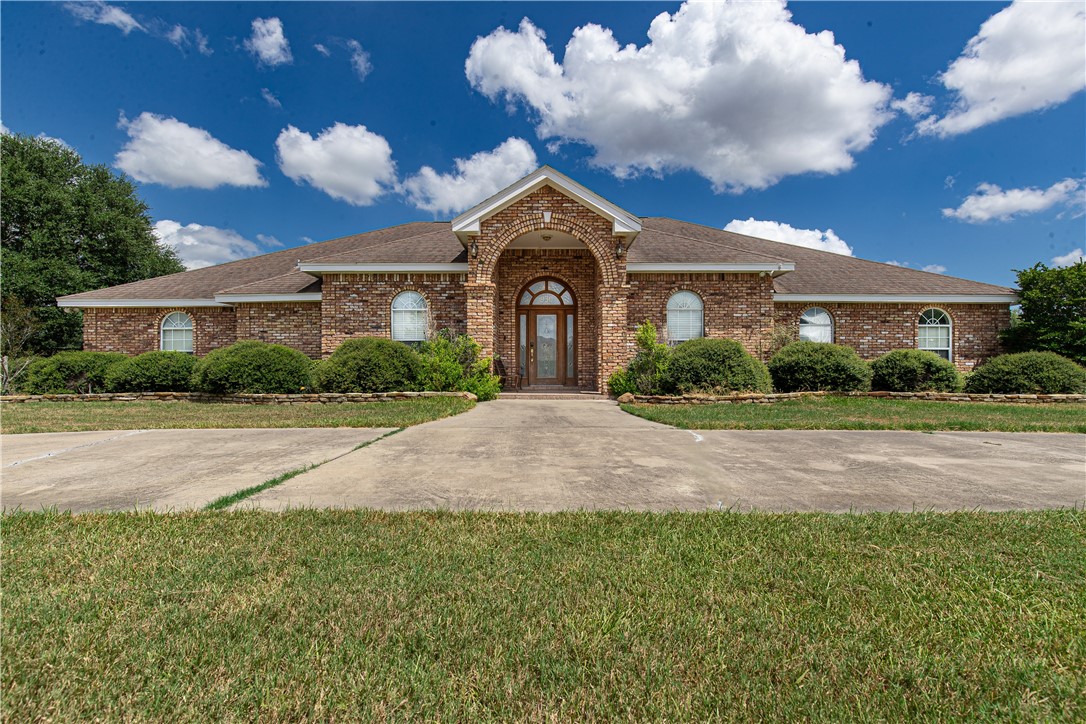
23 351 127 393
607 367 635 397
870 349 961 392
964 352 1086 394
105 351 197 392
312 337 420 393
190 341 313 394
768 341 871 392
666 338 771 394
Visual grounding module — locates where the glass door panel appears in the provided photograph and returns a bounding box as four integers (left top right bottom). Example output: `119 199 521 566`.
535 313 557 380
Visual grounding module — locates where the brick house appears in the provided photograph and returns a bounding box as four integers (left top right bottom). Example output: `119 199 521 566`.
59 167 1016 392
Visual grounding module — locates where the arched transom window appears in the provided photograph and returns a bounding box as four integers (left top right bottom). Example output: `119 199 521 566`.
391 291 428 342
666 291 704 344
160 311 193 353
918 308 952 360
799 307 834 343
519 279 573 306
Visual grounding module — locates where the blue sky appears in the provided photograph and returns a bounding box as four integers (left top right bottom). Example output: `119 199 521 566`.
2 1 1083 286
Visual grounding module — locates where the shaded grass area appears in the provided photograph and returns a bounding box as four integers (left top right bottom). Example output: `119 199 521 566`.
4 510 1084 721
622 396 1086 432
0 397 474 434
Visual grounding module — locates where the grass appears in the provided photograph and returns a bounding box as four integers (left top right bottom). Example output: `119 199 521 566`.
622 395 1086 432
3 509 1084 721
0 397 474 434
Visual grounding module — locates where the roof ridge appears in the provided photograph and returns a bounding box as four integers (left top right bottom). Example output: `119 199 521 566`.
301 224 453 264
639 219 794 263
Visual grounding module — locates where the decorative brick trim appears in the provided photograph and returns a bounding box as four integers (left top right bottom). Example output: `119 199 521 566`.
0 391 477 405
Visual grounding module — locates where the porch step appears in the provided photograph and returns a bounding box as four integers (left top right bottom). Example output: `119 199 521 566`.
498 391 613 401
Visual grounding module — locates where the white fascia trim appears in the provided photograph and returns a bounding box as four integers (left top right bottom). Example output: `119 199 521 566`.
628 262 796 273
772 293 1018 304
299 263 469 273
56 298 229 308
451 166 642 240
214 293 322 304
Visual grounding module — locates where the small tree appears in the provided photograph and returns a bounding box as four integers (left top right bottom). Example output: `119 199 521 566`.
1002 260 1086 365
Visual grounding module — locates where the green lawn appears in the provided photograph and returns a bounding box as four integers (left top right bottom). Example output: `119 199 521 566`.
3 510 1083 721
622 395 1086 432
0 397 474 434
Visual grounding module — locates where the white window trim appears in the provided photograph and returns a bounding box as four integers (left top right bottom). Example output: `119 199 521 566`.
918 308 953 361
666 290 705 344
391 291 428 342
799 307 834 343
160 311 194 353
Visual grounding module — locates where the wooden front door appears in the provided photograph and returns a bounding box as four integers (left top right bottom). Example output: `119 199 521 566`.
517 279 576 387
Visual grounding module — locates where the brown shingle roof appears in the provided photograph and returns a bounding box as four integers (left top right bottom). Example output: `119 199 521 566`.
218 271 322 296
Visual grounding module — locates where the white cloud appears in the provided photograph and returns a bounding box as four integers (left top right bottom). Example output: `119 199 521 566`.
1052 249 1084 267
115 112 266 189
36 132 73 150
921 264 947 274
891 92 934 120
403 138 538 215
943 178 1083 223
153 220 261 270
917 1 1086 137
256 233 283 248
261 88 282 109
300 236 317 244
245 17 292 67
884 260 906 267
724 218 853 256
194 29 212 55
314 43 331 57
64 1 143 35
346 40 372 81
275 122 396 206
165 24 187 49
465 1 891 192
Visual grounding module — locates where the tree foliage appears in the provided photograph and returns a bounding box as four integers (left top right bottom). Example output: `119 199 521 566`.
1 133 184 353
1001 260 1086 365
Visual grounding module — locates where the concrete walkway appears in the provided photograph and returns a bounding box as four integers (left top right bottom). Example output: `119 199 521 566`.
242 400 1086 512
2 428 392 513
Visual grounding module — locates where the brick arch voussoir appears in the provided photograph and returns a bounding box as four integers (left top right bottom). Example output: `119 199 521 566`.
479 214 621 286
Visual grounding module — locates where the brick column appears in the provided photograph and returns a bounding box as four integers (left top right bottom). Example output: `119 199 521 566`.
597 281 631 390
466 281 497 357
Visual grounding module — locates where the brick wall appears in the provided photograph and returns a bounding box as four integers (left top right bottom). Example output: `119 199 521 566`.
320 273 467 356
82 307 236 356
234 302 322 358
773 302 1011 370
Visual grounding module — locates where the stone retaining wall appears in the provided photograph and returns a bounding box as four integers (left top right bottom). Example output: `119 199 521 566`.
620 391 1086 405
0 391 476 405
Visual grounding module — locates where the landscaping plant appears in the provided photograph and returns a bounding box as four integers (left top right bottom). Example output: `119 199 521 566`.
312 337 421 393
417 331 502 401
190 341 313 394
667 337 771 394
870 349 961 392
768 341 871 392
623 321 673 395
1001 260 1086 364
22 351 127 393
964 351 1086 394
105 351 197 393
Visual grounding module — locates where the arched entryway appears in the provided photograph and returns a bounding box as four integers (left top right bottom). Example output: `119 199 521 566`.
516 277 577 387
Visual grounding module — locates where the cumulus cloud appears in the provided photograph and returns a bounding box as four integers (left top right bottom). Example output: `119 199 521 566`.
245 17 292 67
1051 249 1084 267
917 1 1086 137
153 220 261 270
466 1 891 192
64 1 143 35
724 218 853 256
115 112 266 189
346 40 372 81
943 178 1083 223
275 122 396 206
261 88 282 109
403 138 538 215
891 92 934 120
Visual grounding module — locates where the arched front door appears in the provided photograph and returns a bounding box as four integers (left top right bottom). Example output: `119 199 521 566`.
517 278 576 386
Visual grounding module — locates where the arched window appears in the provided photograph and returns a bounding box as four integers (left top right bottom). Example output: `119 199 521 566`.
160 311 193 353
666 291 704 344
799 307 834 343
918 308 952 360
391 291 428 342
519 279 573 306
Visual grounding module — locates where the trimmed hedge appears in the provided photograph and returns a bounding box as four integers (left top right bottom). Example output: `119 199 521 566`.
190 341 313 394
964 352 1086 394
105 351 198 392
313 337 421 393
23 351 127 394
768 341 871 392
870 350 961 392
667 338 771 394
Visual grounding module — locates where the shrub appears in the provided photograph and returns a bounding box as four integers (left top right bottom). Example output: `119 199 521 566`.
417 331 501 401
624 321 673 395
667 338 771 394
105 351 198 392
607 368 635 397
23 351 127 393
1001 260 1086 364
191 341 313 394
313 337 420 393
870 350 961 392
964 352 1086 394
768 341 871 392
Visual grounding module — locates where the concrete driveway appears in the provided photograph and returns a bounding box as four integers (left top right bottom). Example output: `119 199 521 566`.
242 399 1086 512
2 428 392 513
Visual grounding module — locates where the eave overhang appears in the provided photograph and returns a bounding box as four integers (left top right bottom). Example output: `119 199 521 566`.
772 293 1018 304
56 298 230 308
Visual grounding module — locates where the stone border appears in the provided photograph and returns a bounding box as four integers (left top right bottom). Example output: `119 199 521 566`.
0 391 477 405
618 391 1086 405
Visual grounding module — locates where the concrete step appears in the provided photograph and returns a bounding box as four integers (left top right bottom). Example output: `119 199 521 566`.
498 392 613 401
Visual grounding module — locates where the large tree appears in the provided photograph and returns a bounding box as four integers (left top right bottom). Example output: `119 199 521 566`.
1002 260 1086 365
1 133 184 353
